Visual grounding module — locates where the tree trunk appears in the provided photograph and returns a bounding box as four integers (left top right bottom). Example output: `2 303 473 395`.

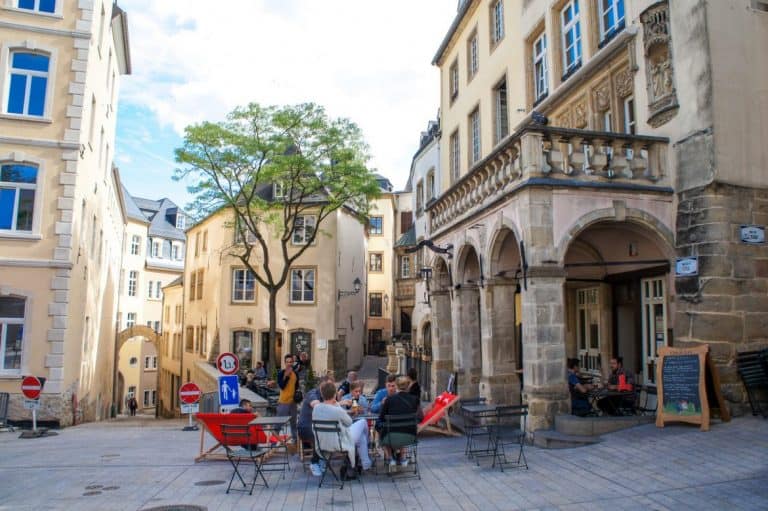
268 290 278 373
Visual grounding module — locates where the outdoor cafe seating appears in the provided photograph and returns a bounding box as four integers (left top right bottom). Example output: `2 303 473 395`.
220 424 269 494
460 400 530 472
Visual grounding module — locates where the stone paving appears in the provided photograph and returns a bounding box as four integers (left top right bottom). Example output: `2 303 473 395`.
0 415 766 510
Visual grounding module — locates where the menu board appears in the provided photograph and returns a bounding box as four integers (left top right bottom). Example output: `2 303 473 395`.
656 345 710 431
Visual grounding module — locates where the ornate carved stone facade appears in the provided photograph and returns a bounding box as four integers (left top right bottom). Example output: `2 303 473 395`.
641 1 679 127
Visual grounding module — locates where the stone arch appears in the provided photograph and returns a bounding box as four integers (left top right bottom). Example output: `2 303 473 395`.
432 256 452 291
115 325 162 417
487 226 522 277
116 325 161 353
556 207 675 265
484 216 524 260
456 243 482 285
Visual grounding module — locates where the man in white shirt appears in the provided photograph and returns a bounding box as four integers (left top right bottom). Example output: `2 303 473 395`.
312 381 372 473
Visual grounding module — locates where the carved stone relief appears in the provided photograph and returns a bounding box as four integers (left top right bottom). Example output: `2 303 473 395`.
556 111 572 129
614 67 633 98
641 1 678 127
593 81 611 112
573 96 588 128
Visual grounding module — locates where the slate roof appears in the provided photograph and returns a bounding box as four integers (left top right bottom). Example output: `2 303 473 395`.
394 224 416 248
120 187 187 241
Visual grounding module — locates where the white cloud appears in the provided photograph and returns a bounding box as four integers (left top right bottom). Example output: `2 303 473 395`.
117 0 456 189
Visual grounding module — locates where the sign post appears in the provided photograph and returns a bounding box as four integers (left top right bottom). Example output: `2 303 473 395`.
216 352 239 375
179 382 201 431
20 376 44 438
218 375 240 412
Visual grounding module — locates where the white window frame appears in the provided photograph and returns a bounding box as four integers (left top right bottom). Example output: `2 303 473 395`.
599 0 625 42
491 0 505 45
151 241 160 258
171 244 179 260
127 271 137 297
273 182 284 199
292 214 317 245
0 43 57 121
0 160 39 235
560 0 582 75
467 30 479 79
232 268 256 303
469 107 481 165
426 170 435 200
604 110 613 132
449 60 459 101
126 312 136 328
450 130 460 183
0 296 26 374
290 268 315 304
369 252 383 273
369 216 383 236
130 235 140 255
175 214 185 229
623 96 636 135
147 281 154 299
4 49 49 117
533 33 549 102
155 283 161 299
493 77 508 145
400 255 411 279
13 0 61 16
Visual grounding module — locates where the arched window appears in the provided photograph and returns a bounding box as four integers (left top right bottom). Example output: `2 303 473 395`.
6 51 50 117
0 296 25 371
0 163 37 232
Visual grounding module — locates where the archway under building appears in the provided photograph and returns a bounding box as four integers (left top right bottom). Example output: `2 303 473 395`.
455 244 483 398
562 219 674 386
430 257 453 397
115 325 162 417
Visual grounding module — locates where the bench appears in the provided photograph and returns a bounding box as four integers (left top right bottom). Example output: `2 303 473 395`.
736 350 768 418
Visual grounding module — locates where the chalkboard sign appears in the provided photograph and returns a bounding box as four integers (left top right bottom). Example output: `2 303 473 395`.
656 345 730 431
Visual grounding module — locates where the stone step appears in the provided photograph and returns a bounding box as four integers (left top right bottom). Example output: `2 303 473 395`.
533 430 602 449
554 414 655 436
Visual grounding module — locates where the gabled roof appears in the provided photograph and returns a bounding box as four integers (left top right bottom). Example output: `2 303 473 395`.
120 184 149 224
120 186 187 241
163 275 184 288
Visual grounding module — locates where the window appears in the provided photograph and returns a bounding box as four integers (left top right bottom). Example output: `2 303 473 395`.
194 233 200 256
17 0 56 13
143 389 156 407
561 1 582 76
450 130 460 183
490 0 505 45
175 214 185 229
144 355 157 370
154 321 160 333
185 326 194 352
88 95 97 147
146 320 152 328
292 215 316 244
130 235 140 255
290 268 315 303
603 110 613 131
467 30 479 79
469 107 481 165
189 271 196 301
156 283 161 299
202 231 208 252
129 356 137 367
232 268 256 302
400 255 411 278
200 326 207 354
426 171 435 200
0 163 37 233
151 241 160 258
623 96 636 134
369 253 383 273
127 385 136 397
164 306 170 323
369 293 383 317
127 271 137 297
0 297 24 371
97 4 106 53
171 244 179 260
147 281 154 299
273 182 284 199
175 305 182 324
290 331 312 356
233 330 253 371
533 33 548 102
493 77 509 145
369 217 383 236
196 269 204 300
599 0 625 44
416 181 424 212
449 59 459 102
6 51 50 117
126 312 136 328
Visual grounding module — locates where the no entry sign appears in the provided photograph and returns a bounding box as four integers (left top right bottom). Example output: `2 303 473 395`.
21 376 42 400
216 352 239 375
179 382 202 404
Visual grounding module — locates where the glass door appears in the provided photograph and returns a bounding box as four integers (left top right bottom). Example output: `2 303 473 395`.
577 288 601 375
641 277 667 384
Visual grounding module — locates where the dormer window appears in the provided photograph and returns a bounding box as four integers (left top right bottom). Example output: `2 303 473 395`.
175 214 185 229
274 182 285 199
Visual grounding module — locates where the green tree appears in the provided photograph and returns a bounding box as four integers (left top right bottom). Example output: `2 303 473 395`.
175 102 380 370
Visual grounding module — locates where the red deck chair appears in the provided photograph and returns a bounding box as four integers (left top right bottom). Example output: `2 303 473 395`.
418 392 461 436
195 413 287 462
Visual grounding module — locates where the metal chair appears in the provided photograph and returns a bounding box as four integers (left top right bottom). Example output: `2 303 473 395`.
460 398 497 462
220 424 269 494
634 385 658 416
312 419 353 489
491 405 528 472
381 413 420 480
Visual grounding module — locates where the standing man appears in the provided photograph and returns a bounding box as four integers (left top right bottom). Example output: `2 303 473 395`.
293 351 311 386
128 395 138 416
277 354 299 445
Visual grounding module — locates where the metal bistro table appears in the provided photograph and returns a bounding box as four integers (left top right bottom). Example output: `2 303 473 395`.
249 415 291 479
460 403 498 462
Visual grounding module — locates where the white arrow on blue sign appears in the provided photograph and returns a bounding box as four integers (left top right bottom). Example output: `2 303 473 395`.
218 375 240 407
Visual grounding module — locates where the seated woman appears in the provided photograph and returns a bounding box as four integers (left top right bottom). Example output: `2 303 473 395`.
567 358 594 416
379 376 423 466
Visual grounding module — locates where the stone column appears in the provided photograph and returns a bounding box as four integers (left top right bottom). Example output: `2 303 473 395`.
453 286 482 399
479 282 522 404
430 290 454 393
521 268 570 431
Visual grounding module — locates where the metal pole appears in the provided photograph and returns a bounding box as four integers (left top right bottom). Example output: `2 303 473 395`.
32 407 37 433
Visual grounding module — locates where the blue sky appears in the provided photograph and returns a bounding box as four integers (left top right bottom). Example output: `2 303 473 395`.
113 1 456 209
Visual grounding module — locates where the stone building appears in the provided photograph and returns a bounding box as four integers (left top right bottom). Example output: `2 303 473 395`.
422 0 768 430
0 0 131 425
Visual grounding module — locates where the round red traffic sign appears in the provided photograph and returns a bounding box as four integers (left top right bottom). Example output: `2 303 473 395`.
21 376 42 400
216 352 239 375
179 382 202 404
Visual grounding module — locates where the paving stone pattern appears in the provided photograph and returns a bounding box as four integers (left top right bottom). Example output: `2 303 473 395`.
0 416 766 510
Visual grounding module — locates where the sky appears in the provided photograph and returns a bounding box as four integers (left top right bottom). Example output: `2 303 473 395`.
114 0 458 209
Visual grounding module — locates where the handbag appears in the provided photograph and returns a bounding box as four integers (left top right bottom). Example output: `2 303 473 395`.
293 388 303 404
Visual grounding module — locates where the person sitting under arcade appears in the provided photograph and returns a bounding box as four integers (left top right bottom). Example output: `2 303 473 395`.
568 358 594 416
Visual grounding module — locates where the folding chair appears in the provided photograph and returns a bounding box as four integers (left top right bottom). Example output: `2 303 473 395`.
491 405 528 472
220 424 269 494
460 398 497 462
381 413 420 480
312 419 353 489
635 385 658 416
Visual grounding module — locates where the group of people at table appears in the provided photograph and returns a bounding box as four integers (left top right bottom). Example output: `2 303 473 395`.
568 356 635 416
233 354 424 480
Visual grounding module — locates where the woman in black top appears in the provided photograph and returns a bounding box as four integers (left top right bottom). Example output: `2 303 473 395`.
379 376 423 465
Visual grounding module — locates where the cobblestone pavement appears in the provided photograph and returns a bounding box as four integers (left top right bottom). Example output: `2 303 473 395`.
0 415 766 510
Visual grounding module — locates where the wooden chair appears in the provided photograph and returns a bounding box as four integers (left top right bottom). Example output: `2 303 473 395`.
220 424 269 494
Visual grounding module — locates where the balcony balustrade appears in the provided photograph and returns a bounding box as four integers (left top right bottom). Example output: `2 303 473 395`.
428 125 670 234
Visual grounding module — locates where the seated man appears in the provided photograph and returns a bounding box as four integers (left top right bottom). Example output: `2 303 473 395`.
567 359 594 416
230 398 257 415
297 374 333 477
313 381 373 476
254 361 267 380
341 381 369 413
336 371 358 401
597 356 635 415
371 374 398 414
379 376 423 467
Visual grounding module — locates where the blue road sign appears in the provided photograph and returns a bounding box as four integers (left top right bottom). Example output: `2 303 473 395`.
218 375 240 407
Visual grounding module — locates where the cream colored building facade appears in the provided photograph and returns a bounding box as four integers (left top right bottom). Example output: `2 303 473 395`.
422 0 768 429
366 176 396 355
0 0 130 425
178 202 367 399
158 275 183 416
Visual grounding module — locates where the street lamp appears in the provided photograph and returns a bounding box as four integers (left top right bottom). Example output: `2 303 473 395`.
338 277 362 301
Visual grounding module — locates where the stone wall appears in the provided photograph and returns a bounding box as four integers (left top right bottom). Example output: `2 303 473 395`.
8 383 77 428
675 182 768 415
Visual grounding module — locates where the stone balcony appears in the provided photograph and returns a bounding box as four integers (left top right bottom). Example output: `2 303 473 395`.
428 125 670 235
